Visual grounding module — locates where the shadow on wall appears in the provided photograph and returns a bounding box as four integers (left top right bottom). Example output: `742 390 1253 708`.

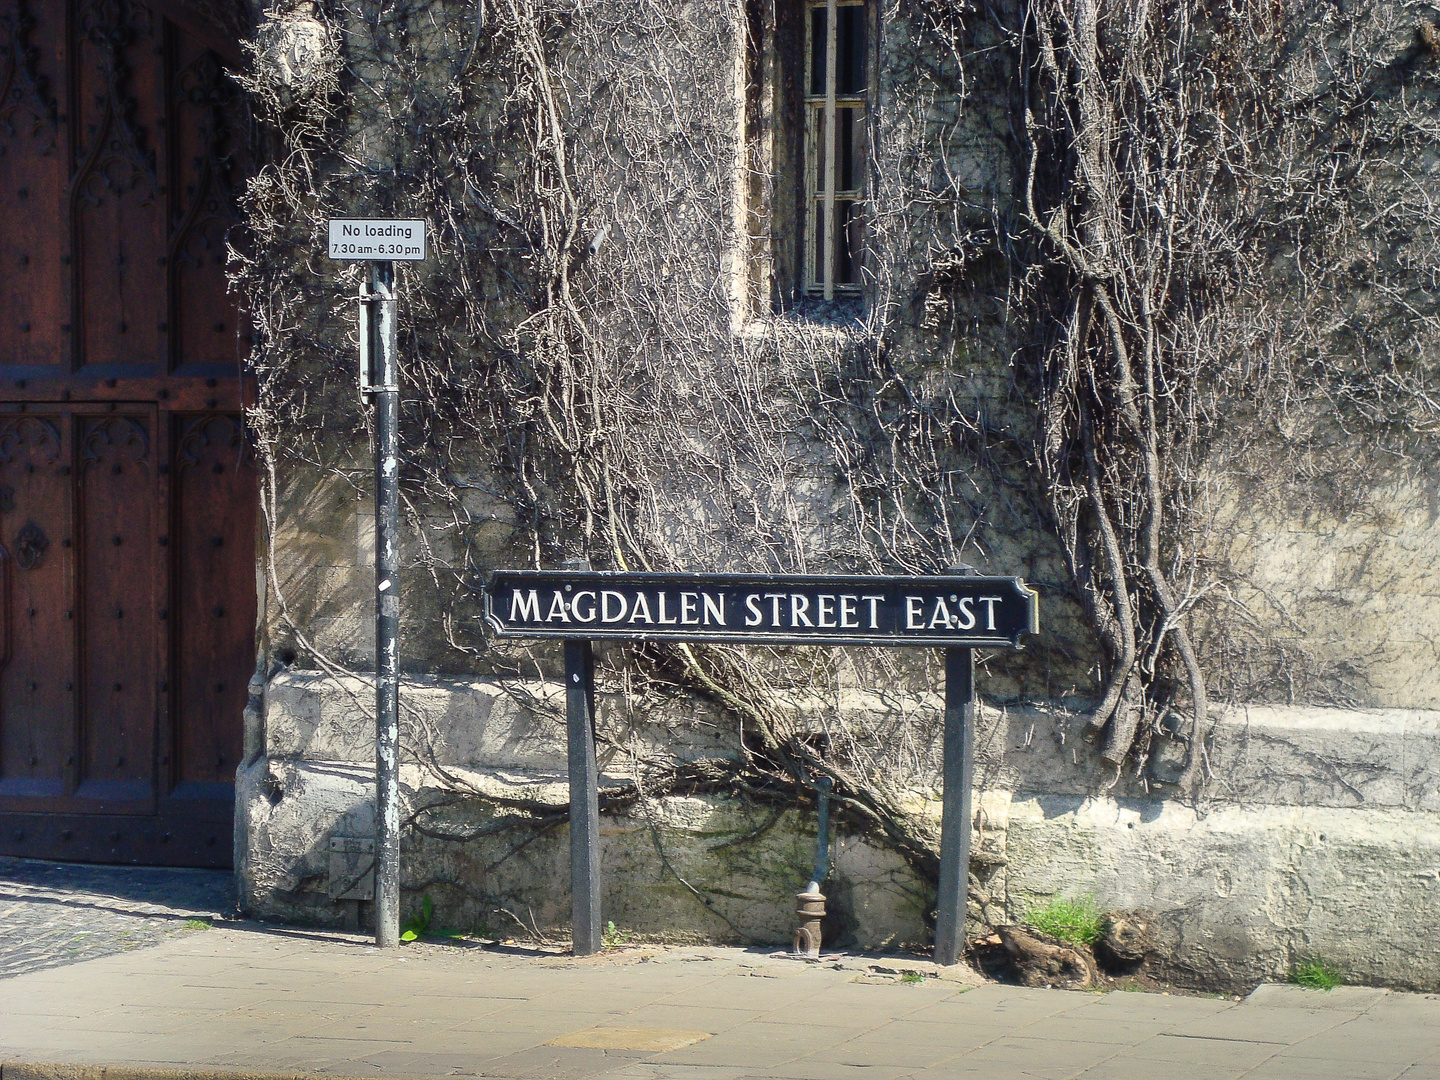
234 749 935 949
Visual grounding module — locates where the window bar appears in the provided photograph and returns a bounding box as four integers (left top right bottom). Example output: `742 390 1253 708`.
823 0 838 300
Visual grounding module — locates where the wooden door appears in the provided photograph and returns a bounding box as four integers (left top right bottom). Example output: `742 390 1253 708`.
0 0 254 868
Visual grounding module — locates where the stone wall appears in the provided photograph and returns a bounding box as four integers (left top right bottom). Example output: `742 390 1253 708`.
1205 478 1440 708
232 0 1440 990
238 667 1440 989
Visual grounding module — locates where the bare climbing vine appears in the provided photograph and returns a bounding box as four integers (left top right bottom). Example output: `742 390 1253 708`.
231 0 1440 940
1008 0 1440 787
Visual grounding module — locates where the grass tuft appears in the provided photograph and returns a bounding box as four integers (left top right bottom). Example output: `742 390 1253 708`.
1026 896 1104 945
182 919 212 931
1289 958 1343 990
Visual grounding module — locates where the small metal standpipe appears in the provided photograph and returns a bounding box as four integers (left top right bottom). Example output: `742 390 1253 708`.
794 775 833 958
369 259 402 949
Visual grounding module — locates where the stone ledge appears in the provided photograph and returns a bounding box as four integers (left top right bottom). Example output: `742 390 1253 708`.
262 670 1440 810
263 669 733 769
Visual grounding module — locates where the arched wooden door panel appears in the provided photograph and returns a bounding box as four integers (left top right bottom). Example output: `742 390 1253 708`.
0 0 254 868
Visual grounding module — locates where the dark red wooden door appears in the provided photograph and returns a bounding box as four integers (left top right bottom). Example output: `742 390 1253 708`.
0 0 254 867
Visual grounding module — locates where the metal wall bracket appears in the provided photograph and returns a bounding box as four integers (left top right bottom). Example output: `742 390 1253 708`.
328 836 376 900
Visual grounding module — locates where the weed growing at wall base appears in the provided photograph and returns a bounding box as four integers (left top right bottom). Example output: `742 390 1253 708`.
1289 959 1343 990
1026 897 1103 946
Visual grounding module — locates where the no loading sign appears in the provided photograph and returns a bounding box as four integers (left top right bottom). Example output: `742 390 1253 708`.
327 219 427 261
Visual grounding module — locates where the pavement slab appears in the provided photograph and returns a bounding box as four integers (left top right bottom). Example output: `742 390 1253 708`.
0 865 1438 1080
1240 1058 1409 1080
1164 1004 1356 1042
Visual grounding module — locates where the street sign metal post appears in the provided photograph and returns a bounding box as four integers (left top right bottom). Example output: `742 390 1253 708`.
560 559 602 955
329 218 426 949
565 638 601 954
481 569 1037 961
934 644 976 966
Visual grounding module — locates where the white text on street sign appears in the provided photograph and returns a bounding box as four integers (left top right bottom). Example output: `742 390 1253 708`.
327 219 427 261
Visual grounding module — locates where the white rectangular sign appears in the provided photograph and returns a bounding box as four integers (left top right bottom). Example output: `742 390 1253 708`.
327 219 427 261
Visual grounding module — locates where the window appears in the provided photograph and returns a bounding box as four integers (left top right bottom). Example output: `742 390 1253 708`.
804 0 871 299
737 0 875 314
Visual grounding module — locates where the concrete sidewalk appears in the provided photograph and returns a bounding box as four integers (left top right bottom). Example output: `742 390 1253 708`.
1 924 1438 1080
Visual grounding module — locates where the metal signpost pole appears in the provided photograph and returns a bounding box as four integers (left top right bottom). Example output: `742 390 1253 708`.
327 218 425 949
371 259 401 949
564 637 601 955
933 645 975 966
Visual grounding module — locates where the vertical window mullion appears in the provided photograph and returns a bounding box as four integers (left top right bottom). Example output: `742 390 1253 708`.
823 0 838 300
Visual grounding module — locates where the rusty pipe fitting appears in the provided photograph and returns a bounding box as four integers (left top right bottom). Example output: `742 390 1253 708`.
793 889 826 957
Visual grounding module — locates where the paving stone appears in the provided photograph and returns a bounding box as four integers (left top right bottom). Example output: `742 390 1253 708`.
0 855 234 980
401 1028 545 1058
1245 984 1392 1011
752 1000 928 1029
1122 1034 1283 1068
1075 1054 1259 1080
551 1027 714 1052
1068 990 1236 1022
1016 1013 1178 1045
1241 1056 1406 1080
449 1008 618 1036
753 1065 921 1080
796 1031 975 1070
346 1049 495 1075
477 1043 656 1079
3 895 1440 1080
1166 1005 1352 1044
1363 993 1440 1021
1282 1025 1440 1063
952 1033 1121 1075
861 1020 995 1053
620 1003 760 1032
653 1026 843 1069
905 987 1084 1026
596 1064 755 1080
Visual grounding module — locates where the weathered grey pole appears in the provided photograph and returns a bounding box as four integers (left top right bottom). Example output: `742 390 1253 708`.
565 635 601 955
934 645 975 965
371 259 401 948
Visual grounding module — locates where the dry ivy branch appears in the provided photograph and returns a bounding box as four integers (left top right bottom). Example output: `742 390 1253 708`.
1009 0 1440 788
230 0 1439 939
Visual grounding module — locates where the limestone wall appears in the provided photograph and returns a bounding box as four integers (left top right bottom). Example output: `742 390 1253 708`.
237 667 1440 989
233 0 1440 991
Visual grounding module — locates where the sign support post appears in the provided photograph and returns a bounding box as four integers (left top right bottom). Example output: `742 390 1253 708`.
565 638 601 955
370 259 401 949
562 557 602 956
934 645 975 966
329 217 425 949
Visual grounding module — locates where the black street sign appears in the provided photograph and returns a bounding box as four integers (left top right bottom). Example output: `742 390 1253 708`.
483 571 1038 648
